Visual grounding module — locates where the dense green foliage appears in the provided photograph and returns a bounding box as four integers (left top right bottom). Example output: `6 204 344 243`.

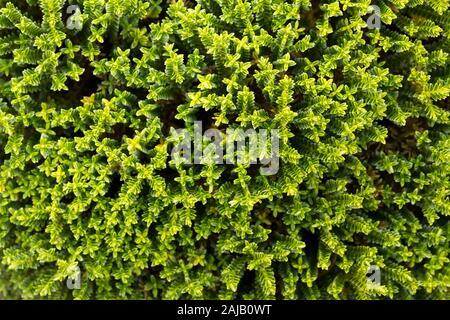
0 0 449 299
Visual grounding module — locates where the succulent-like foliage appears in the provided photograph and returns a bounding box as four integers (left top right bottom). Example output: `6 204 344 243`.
0 0 449 299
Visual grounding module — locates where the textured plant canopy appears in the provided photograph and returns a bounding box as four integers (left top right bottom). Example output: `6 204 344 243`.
0 0 449 299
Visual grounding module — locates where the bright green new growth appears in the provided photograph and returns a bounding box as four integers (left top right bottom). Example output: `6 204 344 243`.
0 0 449 299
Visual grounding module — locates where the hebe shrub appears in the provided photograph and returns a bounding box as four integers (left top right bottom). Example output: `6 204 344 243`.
0 0 449 299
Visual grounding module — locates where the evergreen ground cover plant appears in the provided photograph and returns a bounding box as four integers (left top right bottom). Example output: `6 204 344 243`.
0 0 449 300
